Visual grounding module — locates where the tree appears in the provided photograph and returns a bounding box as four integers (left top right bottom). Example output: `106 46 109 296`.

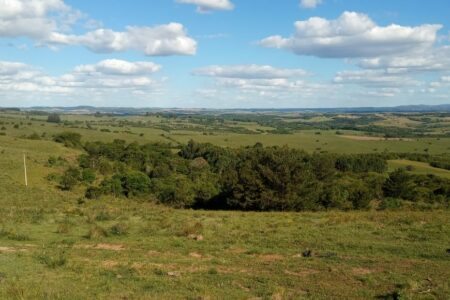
47 113 61 123
60 167 81 190
120 171 151 197
53 132 82 148
383 169 415 200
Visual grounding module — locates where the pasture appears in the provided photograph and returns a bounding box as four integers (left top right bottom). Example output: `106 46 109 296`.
0 110 449 299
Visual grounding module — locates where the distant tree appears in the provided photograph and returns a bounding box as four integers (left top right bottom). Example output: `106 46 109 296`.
120 171 151 197
47 113 61 123
53 132 82 148
60 167 81 190
383 169 415 200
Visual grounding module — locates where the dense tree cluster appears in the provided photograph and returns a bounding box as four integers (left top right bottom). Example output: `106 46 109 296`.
56 139 449 211
53 132 82 148
47 113 61 123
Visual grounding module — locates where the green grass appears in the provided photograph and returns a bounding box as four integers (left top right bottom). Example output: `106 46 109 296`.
0 112 449 298
388 159 450 179
2 112 450 154
0 186 449 298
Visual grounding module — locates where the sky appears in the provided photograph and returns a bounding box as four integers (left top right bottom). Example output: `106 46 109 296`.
1 0 450 108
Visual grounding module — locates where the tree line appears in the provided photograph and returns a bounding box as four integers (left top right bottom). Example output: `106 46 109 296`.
54 138 449 211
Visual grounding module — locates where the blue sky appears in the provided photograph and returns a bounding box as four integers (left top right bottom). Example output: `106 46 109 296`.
1 0 450 108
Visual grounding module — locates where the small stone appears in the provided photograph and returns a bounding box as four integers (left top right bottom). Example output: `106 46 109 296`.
167 271 181 277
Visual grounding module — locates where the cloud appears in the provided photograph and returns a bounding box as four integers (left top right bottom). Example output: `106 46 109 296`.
192 64 333 105
334 70 420 88
0 0 81 39
74 59 161 76
357 46 450 73
0 59 164 96
259 11 442 58
300 0 322 9
0 0 197 56
46 23 197 56
176 0 234 13
0 61 29 75
192 65 308 79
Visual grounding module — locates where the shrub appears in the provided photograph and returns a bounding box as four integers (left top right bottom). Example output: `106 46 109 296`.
27 133 41 140
53 132 82 148
85 225 108 239
379 198 403 210
85 186 103 199
37 251 67 268
47 113 61 123
59 167 81 191
120 171 151 197
81 168 96 184
109 223 128 236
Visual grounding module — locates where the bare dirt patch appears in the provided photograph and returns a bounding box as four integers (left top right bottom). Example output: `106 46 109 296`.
102 260 119 269
146 250 161 256
189 252 203 258
259 254 284 262
226 247 246 254
0 246 27 253
351 267 373 275
75 243 125 251
284 269 319 277
94 243 125 251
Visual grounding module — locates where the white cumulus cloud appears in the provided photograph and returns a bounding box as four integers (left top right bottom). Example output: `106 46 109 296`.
0 59 164 98
300 0 322 9
259 11 442 58
0 0 82 39
334 70 420 88
74 59 161 76
46 23 197 56
0 0 197 56
177 0 234 13
192 65 308 79
357 46 450 74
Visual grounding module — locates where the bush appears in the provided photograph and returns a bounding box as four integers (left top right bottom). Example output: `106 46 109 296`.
379 198 403 210
109 223 128 236
120 171 151 197
81 168 96 184
59 167 81 191
37 251 67 268
85 225 108 239
85 186 103 199
383 169 415 200
47 113 61 123
26 133 40 140
53 132 82 148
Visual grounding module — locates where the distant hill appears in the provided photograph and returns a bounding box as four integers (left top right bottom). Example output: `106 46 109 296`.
3 104 450 115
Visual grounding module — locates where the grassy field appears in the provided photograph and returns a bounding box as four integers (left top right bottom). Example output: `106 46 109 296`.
388 160 450 179
1 112 450 154
0 112 449 299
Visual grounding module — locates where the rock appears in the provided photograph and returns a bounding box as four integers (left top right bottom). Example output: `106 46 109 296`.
187 234 204 241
